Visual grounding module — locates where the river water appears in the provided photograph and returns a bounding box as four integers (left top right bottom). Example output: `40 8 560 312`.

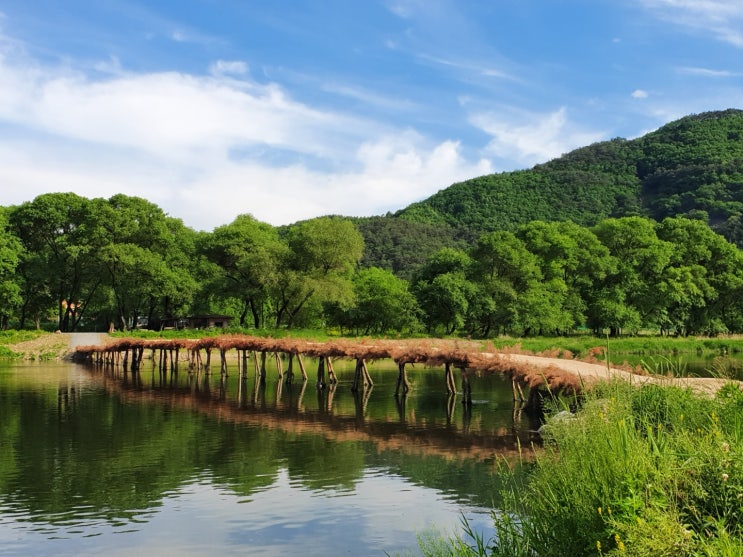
0 357 542 557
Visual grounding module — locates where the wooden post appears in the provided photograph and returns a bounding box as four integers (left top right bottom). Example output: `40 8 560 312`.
362 359 373 387
351 358 363 392
395 362 410 396
325 357 338 385
220 349 228 376
512 378 525 402
444 362 456 394
258 351 267 382
285 353 294 385
275 352 283 380
297 353 308 382
460 367 472 405
317 357 326 389
130 347 137 371
252 350 260 378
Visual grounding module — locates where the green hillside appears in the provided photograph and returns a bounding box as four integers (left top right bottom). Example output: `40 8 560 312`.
392 109 743 247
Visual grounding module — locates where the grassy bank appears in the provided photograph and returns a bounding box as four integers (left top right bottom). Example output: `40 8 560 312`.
0 330 50 358
490 335 742 359
419 380 743 557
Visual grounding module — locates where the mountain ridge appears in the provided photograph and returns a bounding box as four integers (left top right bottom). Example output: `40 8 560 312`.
355 109 743 272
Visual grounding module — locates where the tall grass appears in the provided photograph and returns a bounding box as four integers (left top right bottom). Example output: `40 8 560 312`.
420 380 743 556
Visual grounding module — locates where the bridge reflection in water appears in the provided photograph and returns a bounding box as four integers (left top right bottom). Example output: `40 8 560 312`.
75 335 583 418
80 351 544 462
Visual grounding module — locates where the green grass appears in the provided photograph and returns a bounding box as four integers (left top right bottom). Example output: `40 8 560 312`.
418 380 743 557
0 330 46 345
490 335 742 359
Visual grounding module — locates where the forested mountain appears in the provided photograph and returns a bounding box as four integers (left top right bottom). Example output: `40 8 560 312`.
386 109 743 251
1 110 742 337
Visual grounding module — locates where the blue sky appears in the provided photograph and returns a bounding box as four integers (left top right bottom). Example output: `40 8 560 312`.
1 0 742 231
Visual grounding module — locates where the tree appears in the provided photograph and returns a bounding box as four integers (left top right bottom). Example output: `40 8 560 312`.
89 195 197 330
0 208 22 329
201 214 284 328
273 217 364 328
467 231 542 335
412 248 474 335
656 217 743 335
328 267 420 335
591 217 673 335
415 272 474 335
517 221 614 331
8 193 104 331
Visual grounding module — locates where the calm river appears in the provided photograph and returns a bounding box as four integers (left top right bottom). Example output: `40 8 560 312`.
0 357 541 556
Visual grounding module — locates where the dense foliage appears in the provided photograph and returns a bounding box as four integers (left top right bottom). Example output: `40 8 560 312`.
1 191 741 337
394 109 743 249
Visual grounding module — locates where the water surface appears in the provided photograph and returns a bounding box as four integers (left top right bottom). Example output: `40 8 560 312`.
0 358 540 556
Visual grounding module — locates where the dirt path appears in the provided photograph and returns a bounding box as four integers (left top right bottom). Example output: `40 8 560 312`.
67 332 110 350
7 332 111 360
499 352 734 396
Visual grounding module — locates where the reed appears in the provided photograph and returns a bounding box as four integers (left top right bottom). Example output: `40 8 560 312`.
419 379 743 556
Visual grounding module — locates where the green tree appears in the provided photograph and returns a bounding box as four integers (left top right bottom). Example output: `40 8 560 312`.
0 209 22 329
8 193 104 331
656 217 743 335
201 214 284 328
517 221 614 332
340 267 420 335
591 217 673 335
273 217 364 328
90 195 197 330
467 231 542 336
412 248 474 335
416 272 474 335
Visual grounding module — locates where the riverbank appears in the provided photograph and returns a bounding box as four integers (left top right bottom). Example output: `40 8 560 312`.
1 331 113 360
421 379 743 557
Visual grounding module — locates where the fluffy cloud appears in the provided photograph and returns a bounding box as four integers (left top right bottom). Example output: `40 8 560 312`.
0 38 491 230
469 107 605 167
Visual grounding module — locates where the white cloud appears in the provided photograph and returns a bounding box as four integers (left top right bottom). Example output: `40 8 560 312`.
469 107 605 167
678 66 739 77
209 60 249 77
0 35 491 230
93 55 124 75
386 0 427 19
639 0 743 47
631 89 649 98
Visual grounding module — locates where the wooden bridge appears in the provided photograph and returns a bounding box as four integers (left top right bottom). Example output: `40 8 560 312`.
73 335 587 409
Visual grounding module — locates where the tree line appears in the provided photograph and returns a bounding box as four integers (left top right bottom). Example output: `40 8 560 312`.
1 192 741 337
